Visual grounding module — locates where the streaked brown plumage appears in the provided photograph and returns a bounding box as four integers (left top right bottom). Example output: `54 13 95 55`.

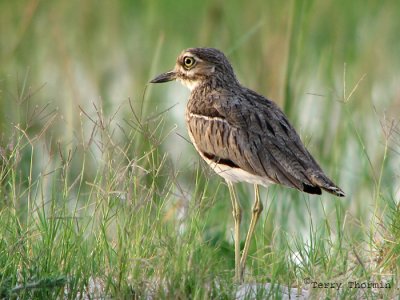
150 47 345 282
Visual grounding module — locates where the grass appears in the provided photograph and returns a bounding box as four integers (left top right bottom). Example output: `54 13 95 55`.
1 0 400 298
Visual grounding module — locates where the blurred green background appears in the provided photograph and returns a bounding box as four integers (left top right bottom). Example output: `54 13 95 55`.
0 0 399 297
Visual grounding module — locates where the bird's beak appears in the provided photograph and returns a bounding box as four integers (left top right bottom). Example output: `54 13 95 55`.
150 70 177 83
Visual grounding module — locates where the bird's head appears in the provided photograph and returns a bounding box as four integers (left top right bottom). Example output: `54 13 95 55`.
150 47 238 91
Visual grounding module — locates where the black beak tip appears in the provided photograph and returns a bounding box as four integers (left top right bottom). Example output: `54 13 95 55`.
149 71 176 84
149 76 163 83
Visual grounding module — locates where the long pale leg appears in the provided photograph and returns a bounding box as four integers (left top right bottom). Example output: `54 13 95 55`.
239 184 263 280
226 180 242 283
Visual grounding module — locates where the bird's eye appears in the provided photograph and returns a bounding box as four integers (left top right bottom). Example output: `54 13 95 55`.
183 56 195 68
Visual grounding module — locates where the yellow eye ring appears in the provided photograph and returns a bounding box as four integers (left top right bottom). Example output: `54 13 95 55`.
183 56 195 68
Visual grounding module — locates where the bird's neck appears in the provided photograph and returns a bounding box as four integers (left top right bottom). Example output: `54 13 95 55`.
190 76 240 94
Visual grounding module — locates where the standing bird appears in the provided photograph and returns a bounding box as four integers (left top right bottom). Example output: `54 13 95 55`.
150 47 345 283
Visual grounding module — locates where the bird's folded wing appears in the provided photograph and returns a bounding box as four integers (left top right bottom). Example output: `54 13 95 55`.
208 90 336 194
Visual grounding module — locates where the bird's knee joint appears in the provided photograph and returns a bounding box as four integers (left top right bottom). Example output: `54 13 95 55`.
232 209 242 222
252 203 263 215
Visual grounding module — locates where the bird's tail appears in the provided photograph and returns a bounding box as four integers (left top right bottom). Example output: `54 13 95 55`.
322 184 345 197
308 170 345 197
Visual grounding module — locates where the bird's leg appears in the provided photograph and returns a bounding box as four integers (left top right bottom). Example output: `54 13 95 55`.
227 180 242 283
240 184 263 280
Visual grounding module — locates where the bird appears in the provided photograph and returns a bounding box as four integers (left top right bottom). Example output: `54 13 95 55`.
150 47 345 283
